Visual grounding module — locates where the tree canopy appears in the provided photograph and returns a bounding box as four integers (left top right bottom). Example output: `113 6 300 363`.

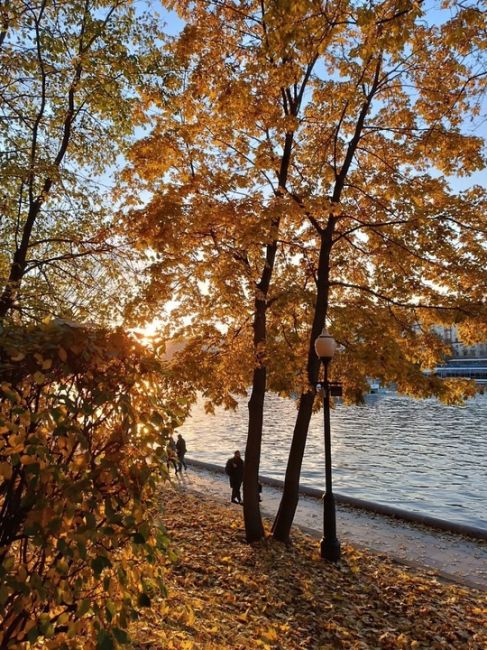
0 0 166 323
123 0 487 542
125 0 486 401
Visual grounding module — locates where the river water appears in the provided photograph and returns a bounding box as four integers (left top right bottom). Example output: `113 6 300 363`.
178 391 487 530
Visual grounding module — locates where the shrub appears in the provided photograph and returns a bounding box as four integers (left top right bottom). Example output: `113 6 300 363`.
0 320 186 648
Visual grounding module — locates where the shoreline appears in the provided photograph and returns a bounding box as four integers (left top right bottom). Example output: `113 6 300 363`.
178 391 487 535
179 460 487 591
187 458 487 541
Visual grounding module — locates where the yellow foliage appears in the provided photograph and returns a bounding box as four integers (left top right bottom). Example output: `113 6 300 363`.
0 321 192 648
133 488 487 648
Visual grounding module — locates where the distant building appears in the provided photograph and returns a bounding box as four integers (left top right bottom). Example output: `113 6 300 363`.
434 325 487 359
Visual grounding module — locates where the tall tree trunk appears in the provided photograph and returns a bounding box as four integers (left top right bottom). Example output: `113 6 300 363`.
243 130 294 542
241 48 319 542
243 297 267 542
272 220 335 542
271 56 382 543
271 389 316 542
0 200 41 319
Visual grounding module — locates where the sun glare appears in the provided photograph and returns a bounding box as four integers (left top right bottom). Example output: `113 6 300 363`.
132 319 163 347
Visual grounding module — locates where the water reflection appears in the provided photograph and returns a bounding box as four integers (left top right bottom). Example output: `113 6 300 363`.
178 392 487 530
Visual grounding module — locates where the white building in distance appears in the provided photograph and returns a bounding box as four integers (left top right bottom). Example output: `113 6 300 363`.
435 325 487 359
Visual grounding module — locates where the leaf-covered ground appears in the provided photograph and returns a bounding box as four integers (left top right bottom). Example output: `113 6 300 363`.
133 485 486 649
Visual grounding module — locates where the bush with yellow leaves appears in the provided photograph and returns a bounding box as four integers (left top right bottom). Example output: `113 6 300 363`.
0 320 187 648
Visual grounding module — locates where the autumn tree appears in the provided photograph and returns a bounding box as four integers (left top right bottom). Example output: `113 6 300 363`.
0 0 165 323
123 0 486 546
271 0 487 540
123 0 347 542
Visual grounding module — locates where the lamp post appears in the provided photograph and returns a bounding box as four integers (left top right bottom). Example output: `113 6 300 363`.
314 327 341 562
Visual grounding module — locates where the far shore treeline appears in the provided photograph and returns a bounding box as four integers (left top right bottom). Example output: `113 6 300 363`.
0 0 486 647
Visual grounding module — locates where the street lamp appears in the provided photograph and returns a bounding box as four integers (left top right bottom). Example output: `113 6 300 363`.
314 327 341 562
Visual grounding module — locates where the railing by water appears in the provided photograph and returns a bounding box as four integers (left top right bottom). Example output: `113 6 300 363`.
433 358 487 384
187 458 487 541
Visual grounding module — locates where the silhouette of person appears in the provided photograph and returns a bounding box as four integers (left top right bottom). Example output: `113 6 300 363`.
176 433 187 472
166 435 178 474
225 450 244 504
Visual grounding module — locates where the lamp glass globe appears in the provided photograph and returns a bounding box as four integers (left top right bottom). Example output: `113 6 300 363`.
314 328 336 360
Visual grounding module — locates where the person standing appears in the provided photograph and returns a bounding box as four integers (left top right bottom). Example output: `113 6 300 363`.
166 434 178 474
176 433 187 472
225 450 244 504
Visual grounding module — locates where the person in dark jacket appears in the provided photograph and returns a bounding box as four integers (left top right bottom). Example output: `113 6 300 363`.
225 450 244 504
166 435 178 474
176 433 187 472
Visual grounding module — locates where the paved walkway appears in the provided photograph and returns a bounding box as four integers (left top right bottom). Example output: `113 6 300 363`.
172 465 487 591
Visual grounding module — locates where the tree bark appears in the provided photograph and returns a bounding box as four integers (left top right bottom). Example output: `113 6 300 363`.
243 131 293 542
271 389 315 542
243 307 266 541
272 220 335 542
243 230 280 541
0 200 42 319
